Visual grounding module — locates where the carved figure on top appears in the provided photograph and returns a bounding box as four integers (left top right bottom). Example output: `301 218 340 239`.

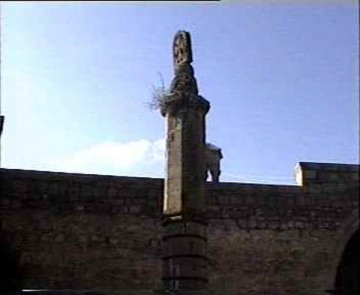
170 31 198 98
160 30 209 117
173 31 193 71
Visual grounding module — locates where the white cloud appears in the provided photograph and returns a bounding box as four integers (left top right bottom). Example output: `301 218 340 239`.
48 138 166 177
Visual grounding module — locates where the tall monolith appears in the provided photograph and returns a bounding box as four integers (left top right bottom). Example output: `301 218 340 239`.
160 31 210 295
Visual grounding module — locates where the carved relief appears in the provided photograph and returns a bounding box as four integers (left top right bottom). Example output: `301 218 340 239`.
170 68 198 96
160 31 211 117
173 31 193 70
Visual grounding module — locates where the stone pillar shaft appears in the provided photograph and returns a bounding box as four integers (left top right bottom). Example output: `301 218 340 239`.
161 31 210 294
162 218 208 294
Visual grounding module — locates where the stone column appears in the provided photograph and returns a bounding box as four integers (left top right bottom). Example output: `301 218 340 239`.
160 31 210 295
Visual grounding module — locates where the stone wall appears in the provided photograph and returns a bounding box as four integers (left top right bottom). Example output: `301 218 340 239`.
0 169 163 294
295 162 359 186
0 164 358 294
205 181 359 295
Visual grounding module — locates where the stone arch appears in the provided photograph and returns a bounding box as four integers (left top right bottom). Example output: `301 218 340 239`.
325 209 359 294
0 230 23 295
334 229 359 294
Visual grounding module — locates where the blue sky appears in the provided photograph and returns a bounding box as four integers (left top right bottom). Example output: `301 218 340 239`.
1 2 359 184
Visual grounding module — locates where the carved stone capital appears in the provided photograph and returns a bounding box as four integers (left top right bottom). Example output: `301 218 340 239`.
170 64 198 95
160 94 210 117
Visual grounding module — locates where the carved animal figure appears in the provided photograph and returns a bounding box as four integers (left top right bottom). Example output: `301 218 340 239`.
205 143 223 182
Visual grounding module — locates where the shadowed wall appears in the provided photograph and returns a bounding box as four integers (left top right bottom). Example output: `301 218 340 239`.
0 162 358 294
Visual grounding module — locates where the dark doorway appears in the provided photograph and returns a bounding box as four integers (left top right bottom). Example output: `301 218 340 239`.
334 229 360 295
0 230 23 295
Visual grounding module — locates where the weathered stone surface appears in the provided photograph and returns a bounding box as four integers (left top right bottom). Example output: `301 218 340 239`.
0 163 358 294
161 30 210 294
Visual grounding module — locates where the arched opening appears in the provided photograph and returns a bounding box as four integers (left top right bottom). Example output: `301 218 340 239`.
334 229 359 294
0 230 23 295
